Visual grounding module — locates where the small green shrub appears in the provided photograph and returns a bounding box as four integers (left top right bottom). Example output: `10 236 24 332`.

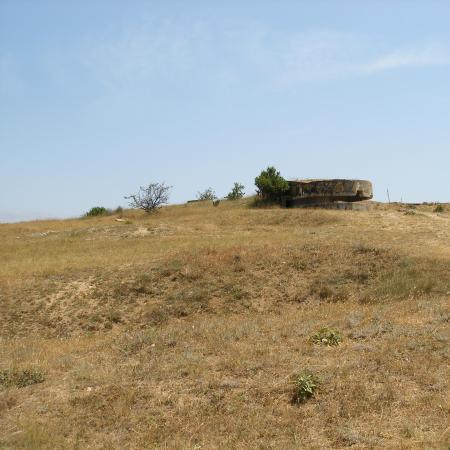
227 182 245 200
311 327 342 346
86 206 108 217
0 368 45 388
291 372 319 404
434 204 444 213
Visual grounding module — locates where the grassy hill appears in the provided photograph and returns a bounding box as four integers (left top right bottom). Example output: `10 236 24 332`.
0 199 449 449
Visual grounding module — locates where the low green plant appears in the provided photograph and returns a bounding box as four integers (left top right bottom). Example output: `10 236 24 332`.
291 372 319 404
434 204 444 213
227 182 245 200
311 327 342 346
0 368 45 388
86 206 108 217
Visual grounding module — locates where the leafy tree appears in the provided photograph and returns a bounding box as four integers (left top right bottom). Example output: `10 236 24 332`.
254 166 289 201
227 182 245 200
197 188 217 201
124 182 171 213
86 206 108 217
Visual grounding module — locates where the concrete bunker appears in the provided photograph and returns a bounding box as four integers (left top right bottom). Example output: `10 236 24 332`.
281 179 373 210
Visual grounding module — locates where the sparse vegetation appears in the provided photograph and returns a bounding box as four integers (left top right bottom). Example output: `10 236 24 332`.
434 204 444 213
0 368 45 388
0 200 449 448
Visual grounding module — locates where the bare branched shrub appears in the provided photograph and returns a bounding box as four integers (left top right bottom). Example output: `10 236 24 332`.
125 182 171 213
197 188 217 201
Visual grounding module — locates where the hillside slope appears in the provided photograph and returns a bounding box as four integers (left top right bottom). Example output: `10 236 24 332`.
0 200 449 449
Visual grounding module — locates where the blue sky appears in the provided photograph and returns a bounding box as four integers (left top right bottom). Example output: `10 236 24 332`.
1 0 449 222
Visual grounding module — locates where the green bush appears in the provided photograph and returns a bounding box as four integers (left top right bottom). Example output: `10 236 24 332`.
434 204 444 213
227 182 245 200
311 327 342 346
254 166 289 202
86 206 108 217
291 372 319 404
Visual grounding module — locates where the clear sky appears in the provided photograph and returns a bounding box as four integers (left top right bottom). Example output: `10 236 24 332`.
1 0 449 222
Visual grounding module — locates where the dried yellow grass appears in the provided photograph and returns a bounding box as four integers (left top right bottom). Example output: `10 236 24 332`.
0 199 449 449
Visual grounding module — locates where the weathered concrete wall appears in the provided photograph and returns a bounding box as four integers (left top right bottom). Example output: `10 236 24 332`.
282 179 373 208
285 200 373 211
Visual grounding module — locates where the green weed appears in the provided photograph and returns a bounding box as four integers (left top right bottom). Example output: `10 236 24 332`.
311 327 342 346
291 372 319 404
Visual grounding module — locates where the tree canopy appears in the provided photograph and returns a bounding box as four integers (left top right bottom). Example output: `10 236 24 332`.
254 166 289 201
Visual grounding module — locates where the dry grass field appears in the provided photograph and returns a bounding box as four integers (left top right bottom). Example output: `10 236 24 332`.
0 199 449 449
